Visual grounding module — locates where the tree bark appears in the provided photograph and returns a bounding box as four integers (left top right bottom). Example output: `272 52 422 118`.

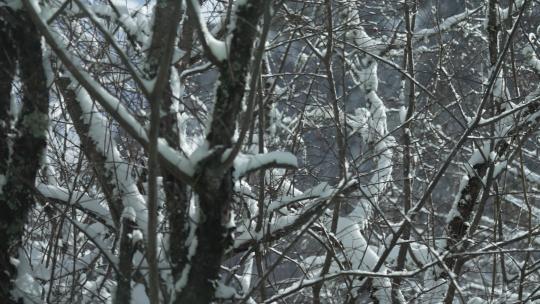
176 1 266 303
0 8 49 303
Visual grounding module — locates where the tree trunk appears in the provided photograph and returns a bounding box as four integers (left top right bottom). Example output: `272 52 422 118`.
0 8 49 303
176 1 266 302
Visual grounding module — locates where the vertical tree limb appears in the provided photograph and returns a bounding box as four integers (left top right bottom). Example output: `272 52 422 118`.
0 8 49 303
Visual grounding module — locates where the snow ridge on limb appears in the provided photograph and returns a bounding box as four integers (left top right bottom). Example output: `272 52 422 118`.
59 79 149 237
186 0 227 63
55 76 148 304
36 183 113 227
414 6 483 39
232 151 298 179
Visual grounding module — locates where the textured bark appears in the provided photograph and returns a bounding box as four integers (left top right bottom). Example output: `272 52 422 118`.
205 3 265 148
0 8 48 303
159 65 190 304
176 1 265 303
178 154 234 303
160 89 190 304
144 0 184 80
116 216 136 304
0 8 16 181
165 170 189 304
144 1 184 301
0 8 17 303
487 0 499 66
444 163 488 270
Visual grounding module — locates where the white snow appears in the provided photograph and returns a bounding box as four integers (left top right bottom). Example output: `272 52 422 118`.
214 281 237 299
523 44 540 74
0 174 6 194
37 183 113 227
189 0 228 61
493 160 508 177
131 283 150 304
399 106 407 123
73 220 118 266
335 217 400 302
2 0 23 9
239 253 254 294
122 206 137 222
233 151 298 179
132 229 144 243
72 84 149 236
28 0 41 13
157 138 196 176
348 108 370 138
12 250 42 303
415 8 479 38
267 182 332 213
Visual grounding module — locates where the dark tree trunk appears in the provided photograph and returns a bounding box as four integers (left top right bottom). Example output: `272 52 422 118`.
176 1 265 303
0 8 16 180
0 8 49 303
0 8 18 303
116 216 136 304
160 95 190 304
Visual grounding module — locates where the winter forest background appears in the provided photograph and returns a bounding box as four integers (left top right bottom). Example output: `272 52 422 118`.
1 0 540 303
